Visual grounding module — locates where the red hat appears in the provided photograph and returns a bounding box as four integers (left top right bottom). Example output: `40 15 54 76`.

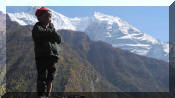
35 7 51 17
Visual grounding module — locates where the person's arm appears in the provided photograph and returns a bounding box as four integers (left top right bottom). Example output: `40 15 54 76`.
53 31 62 44
48 23 62 44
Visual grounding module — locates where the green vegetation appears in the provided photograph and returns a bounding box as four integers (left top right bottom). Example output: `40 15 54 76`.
0 84 6 96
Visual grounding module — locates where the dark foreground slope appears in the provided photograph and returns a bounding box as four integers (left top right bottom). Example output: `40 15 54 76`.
60 29 169 92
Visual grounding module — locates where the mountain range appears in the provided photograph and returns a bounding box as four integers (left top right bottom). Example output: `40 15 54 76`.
7 6 169 62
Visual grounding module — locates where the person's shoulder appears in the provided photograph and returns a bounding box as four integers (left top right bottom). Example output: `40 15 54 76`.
32 22 40 32
34 22 41 27
33 22 42 29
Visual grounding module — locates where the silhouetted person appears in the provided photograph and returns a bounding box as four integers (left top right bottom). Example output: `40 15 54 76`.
32 7 61 97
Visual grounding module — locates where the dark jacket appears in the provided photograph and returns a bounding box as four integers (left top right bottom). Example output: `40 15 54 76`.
32 22 61 59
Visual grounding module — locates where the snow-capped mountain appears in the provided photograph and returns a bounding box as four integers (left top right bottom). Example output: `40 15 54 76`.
8 6 76 30
83 12 169 61
6 6 169 61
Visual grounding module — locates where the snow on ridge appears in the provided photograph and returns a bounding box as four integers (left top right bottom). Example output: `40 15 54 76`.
51 10 76 30
125 43 150 47
93 11 141 33
8 12 37 25
93 11 121 22
7 7 77 30
142 33 159 44
93 12 159 45
70 17 90 31
161 42 169 54
26 6 41 15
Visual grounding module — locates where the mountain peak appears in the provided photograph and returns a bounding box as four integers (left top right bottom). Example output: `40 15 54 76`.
27 6 40 14
93 11 120 21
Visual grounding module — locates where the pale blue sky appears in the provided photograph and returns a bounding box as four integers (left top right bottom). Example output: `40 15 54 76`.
1 0 174 13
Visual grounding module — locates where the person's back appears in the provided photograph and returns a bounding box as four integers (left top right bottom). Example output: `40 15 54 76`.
32 7 61 97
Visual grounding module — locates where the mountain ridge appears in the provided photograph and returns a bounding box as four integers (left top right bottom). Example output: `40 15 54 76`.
6 6 169 61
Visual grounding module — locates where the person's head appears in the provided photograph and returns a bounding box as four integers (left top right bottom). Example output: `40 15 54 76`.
35 7 52 26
